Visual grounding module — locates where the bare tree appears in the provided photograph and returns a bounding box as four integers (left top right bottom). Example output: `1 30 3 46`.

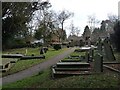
69 21 80 36
88 14 100 32
69 21 76 36
33 1 52 45
107 13 118 24
57 10 74 41
75 27 80 36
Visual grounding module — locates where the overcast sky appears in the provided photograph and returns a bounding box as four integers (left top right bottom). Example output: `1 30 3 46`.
49 0 119 36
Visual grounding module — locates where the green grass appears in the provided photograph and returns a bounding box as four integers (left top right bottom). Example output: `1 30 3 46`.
50 73 119 88
114 52 120 62
70 52 85 56
62 58 80 61
63 52 85 60
2 50 120 88
2 69 52 88
3 68 119 88
1 47 69 76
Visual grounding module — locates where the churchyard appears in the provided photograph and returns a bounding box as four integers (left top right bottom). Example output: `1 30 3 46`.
2 37 120 88
51 38 120 78
2 1 120 89
1 47 69 77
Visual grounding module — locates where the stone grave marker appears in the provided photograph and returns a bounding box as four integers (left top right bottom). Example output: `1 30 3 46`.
85 52 89 63
0 58 18 72
103 38 116 61
43 47 48 53
94 53 103 72
89 48 94 62
97 37 102 54
2 54 23 58
40 48 44 54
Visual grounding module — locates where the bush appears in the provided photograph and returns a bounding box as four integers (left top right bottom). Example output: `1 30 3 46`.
67 45 69 48
10 39 27 49
53 44 62 50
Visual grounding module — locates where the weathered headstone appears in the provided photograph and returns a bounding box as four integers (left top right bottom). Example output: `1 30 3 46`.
89 48 94 62
2 54 23 58
80 56 85 61
88 38 91 47
94 53 103 72
103 38 116 61
40 48 44 54
97 37 102 54
85 52 89 63
43 47 48 53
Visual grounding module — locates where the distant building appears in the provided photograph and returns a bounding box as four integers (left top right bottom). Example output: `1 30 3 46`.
50 29 67 44
31 39 44 44
68 35 84 46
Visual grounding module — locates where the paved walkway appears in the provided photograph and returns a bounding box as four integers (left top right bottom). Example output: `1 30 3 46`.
2 47 76 85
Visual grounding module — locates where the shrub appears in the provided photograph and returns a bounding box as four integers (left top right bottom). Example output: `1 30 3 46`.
67 45 69 48
53 44 62 50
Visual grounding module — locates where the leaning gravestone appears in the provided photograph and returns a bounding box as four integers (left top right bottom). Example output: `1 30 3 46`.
94 53 103 72
103 38 116 61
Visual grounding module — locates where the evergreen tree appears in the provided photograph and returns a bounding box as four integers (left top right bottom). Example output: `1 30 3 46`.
112 21 120 51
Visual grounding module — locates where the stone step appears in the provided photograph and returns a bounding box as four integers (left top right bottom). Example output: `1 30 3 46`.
54 67 91 71
56 62 90 68
60 60 81 62
52 68 92 78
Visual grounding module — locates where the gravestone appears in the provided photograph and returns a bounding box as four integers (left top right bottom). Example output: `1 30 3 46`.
97 37 102 54
94 53 103 72
80 56 85 61
56 62 90 68
43 47 48 53
103 38 116 61
85 52 89 63
40 48 44 54
2 54 23 58
20 55 45 60
89 48 94 61
1 58 18 72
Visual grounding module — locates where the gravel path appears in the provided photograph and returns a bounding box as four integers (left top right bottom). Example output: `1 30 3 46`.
2 47 76 85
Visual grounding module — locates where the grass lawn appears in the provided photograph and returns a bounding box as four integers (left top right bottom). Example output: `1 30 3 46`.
2 68 119 88
1 47 69 76
2 49 120 89
69 52 85 56
114 52 120 62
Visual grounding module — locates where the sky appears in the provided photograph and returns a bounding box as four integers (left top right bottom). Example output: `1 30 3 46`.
49 0 120 36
